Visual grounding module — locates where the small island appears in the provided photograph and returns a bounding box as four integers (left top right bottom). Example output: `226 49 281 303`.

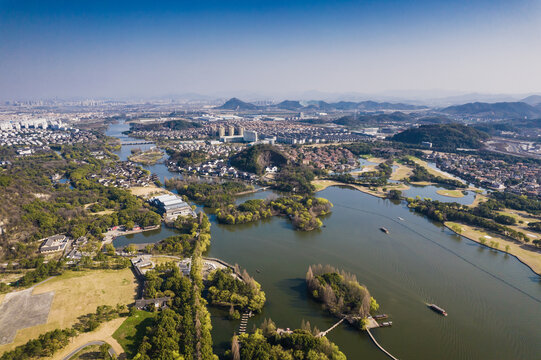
306 264 379 329
128 147 163 165
216 196 333 231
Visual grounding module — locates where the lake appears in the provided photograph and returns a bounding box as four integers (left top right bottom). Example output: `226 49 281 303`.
109 123 541 360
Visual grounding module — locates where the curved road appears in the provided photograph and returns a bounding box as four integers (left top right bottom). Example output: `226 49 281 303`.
62 341 117 360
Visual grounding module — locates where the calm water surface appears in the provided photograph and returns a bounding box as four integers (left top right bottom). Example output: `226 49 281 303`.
109 124 541 360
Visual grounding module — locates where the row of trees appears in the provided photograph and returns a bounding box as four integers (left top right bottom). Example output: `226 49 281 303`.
136 223 216 359
407 199 533 244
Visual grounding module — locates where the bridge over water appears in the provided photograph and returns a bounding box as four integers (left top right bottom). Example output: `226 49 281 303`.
316 316 400 360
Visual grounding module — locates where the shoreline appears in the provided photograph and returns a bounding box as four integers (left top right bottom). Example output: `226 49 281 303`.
444 222 541 276
313 179 409 199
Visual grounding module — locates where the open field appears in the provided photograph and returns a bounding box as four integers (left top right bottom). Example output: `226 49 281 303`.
0 269 137 353
436 189 465 198
129 185 171 199
496 209 540 225
445 221 541 275
128 150 163 165
52 318 126 360
113 310 154 358
390 162 413 181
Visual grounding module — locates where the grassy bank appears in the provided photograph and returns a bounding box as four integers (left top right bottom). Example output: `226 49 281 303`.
445 221 541 275
436 189 465 198
113 310 154 358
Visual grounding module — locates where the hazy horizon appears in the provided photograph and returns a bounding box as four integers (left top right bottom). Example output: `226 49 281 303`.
2 0 541 101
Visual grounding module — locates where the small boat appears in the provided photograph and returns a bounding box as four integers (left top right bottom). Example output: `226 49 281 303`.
256 269 261 273
373 314 388 320
427 303 448 316
380 227 389 234
398 217 404 221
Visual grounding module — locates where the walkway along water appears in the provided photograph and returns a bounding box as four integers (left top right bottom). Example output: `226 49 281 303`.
366 329 399 360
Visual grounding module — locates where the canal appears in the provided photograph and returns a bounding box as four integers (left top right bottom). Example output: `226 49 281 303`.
109 122 541 360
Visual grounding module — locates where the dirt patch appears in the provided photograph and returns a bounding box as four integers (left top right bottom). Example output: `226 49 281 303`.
0 288 54 345
129 186 171 199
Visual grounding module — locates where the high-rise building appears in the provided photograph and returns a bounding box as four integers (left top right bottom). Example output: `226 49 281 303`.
243 130 258 142
238 127 244 136
228 126 235 136
218 126 225 137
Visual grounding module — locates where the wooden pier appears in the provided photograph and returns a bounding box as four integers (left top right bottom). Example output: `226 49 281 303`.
238 311 252 334
366 328 399 360
316 317 346 338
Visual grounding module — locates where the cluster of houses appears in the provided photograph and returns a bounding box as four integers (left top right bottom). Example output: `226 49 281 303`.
39 234 90 263
0 127 97 148
287 146 359 172
91 162 156 188
169 158 258 181
431 152 541 196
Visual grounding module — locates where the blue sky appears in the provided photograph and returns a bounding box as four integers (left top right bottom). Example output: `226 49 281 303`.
1 0 540 100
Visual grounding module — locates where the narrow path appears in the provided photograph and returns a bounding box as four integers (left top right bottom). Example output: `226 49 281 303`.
316 317 345 337
235 186 270 196
366 328 399 360
61 340 117 360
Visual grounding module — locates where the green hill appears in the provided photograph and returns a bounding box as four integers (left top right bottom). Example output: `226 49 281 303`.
229 144 288 175
334 112 412 127
391 123 490 150
131 119 202 131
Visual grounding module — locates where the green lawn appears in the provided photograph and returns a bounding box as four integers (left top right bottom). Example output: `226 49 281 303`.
112 310 155 358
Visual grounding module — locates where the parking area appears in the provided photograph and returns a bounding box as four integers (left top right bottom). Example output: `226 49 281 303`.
0 288 54 345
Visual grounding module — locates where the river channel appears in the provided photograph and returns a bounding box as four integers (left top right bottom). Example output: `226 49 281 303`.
107 122 541 360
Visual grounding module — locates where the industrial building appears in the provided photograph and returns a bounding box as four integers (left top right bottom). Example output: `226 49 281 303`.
149 194 195 220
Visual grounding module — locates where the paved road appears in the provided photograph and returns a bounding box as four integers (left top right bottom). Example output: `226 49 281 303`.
62 341 117 360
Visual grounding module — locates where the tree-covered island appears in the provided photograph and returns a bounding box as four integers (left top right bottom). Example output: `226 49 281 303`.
306 264 379 330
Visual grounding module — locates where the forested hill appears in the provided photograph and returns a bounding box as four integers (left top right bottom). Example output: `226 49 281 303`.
131 119 202 131
229 144 288 175
441 102 541 119
391 123 490 150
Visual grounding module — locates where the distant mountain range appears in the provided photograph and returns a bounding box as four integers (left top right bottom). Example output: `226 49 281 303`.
440 102 541 119
215 97 427 111
521 95 541 106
